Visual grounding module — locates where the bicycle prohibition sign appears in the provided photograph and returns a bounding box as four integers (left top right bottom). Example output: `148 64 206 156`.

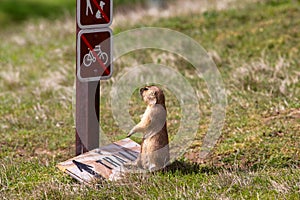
83 44 109 67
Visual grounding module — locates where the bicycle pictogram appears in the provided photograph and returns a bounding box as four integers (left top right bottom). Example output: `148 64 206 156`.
83 44 108 67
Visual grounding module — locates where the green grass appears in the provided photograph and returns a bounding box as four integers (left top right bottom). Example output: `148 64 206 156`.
0 0 75 28
0 0 300 199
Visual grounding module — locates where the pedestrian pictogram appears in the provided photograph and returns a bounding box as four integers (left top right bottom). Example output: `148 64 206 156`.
77 28 112 82
78 0 112 29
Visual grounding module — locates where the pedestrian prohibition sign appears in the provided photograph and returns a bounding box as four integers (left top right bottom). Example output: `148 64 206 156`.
77 0 113 29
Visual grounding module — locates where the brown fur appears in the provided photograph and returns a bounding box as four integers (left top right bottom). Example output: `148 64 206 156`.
127 86 170 171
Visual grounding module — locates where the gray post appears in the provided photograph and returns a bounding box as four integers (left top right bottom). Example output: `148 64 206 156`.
75 79 100 155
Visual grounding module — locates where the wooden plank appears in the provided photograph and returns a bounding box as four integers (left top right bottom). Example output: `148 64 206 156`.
57 138 140 182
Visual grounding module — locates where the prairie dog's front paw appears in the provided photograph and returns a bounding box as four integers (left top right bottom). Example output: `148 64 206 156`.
127 129 135 137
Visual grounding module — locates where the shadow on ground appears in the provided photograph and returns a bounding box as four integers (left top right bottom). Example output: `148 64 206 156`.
164 158 300 175
164 160 219 175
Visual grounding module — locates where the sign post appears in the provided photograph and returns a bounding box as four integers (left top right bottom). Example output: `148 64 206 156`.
76 0 113 155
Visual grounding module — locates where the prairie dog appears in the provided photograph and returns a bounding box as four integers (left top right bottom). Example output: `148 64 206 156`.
127 86 170 171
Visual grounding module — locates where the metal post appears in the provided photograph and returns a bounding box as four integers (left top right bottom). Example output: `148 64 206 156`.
75 0 112 156
75 79 100 155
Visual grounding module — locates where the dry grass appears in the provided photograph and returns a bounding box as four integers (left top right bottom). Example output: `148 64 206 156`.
113 0 261 28
232 56 299 97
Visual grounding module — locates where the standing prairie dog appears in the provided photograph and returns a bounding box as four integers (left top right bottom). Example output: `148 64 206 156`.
127 86 170 171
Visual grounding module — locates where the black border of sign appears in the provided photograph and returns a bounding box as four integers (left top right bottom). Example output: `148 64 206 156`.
77 28 113 82
77 0 113 29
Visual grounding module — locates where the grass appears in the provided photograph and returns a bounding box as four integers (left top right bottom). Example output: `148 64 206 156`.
0 0 74 28
0 0 148 28
0 0 300 199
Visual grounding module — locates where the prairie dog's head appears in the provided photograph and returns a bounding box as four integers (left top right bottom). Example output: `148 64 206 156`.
140 86 165 106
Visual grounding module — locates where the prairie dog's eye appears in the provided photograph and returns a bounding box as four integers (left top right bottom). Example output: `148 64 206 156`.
140 87 149 96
